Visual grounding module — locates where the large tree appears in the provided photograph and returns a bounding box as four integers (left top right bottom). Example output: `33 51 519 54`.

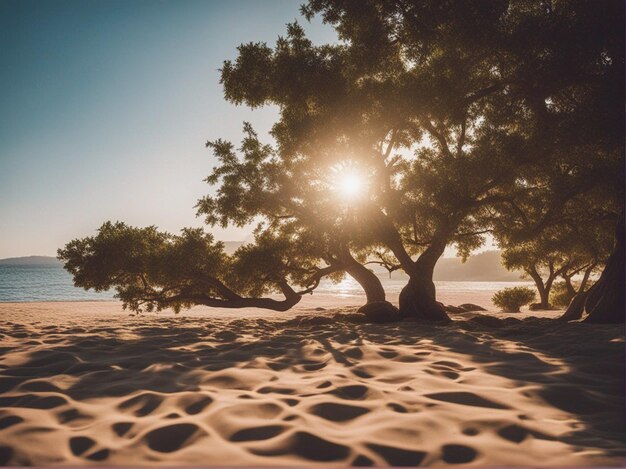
216 0 623 321
59 1 623 323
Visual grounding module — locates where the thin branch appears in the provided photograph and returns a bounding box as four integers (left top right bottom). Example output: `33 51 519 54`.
422 119 453 159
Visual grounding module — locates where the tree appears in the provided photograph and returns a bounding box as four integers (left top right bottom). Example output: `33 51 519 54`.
58 222 343 313
217 0 623 321
582 210 625 323
500 213 613 310
59 1 623 323
198 123 395 313
559 210 625 323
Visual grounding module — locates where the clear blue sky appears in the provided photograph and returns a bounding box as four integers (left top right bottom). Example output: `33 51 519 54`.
0 0 336 258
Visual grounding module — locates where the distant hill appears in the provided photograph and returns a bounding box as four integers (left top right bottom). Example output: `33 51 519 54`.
434 250 523 281
0 256 62 266
222 241 244 254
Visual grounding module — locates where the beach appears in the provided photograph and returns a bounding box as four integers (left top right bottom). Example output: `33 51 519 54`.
0 297 624 466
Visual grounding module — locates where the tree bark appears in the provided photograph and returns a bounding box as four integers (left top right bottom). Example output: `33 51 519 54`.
342 256 387 304
368 207 451 322
154 285 302 312
562 273 577 297
527 266 551 309
558 262 598 320
558 290 589 321
398 240 451 322
578 263 595 293
399 273 450 322
583 210 625 324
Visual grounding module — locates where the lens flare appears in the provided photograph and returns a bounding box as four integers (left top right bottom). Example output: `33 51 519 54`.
331 162 367 200
338 172 363 198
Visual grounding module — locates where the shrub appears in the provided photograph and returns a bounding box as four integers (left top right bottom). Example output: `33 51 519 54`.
549 281 577 308
492 287 536 312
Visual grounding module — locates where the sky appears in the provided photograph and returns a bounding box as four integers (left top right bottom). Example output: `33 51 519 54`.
0 0 337 258
0 0 497 259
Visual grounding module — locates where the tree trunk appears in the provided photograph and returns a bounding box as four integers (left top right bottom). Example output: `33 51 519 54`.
399 268 450 322
337 245 400 323
527 267 551 309
398 237 451 322
583 210 625 324
558 290 589 321
344 260 386 304
562 273 576 297
558 263 598 321
578 263 595 293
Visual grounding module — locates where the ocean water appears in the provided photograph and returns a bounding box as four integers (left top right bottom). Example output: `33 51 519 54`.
0 264 530 306
0 265 115 302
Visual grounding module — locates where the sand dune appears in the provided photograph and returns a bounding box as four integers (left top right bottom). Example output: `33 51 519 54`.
0 300 624 466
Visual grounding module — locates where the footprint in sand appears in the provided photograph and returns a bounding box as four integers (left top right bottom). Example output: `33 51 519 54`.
329 384 369 400
143 423 207 453
441 444 478 464
497 424 555 443
425 392 510 410
57 408 92 426
266 361 290 371
178 394 213 415
301 361 327 371
111 421 134 437
257 386 296 395
69 436 96 456
229 424 287 442
309 402 369 422
366 443 427 466
462 427 479 436
0 394 67 410
118 393 164 417
395 355 424 363
386 402 408 413
344 347 363 359
432 360 474 371
86 449 109 461
316 380 332 389
249 431 350 462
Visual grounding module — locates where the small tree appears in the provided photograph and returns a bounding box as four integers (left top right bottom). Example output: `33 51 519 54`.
493 287 536 313
58 222 344 313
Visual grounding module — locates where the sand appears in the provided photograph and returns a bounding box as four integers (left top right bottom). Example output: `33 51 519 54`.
0 297 624 467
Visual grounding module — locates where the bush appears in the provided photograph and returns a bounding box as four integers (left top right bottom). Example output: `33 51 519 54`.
549 281 577 308
492 286 536 312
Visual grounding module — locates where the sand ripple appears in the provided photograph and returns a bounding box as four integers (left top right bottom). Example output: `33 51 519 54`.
0 302 624 466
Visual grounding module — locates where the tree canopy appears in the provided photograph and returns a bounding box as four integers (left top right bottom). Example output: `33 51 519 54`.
59 0 624 323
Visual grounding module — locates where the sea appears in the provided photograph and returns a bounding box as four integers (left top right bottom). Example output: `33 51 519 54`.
0 264 531 307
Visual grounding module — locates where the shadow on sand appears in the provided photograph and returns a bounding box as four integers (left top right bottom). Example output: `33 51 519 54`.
0 310 624 465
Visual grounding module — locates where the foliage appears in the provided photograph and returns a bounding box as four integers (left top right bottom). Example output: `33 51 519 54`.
492 287 536 313
550 282 577 309
219 0 623 279
57 222 336 313
59 1 624 318
498 199 614 306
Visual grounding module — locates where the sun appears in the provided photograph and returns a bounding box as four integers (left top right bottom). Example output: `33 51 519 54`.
330 163 367 200
338 172 364 199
